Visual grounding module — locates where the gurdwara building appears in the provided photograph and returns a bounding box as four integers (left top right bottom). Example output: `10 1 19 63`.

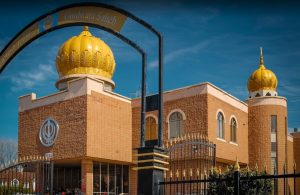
17 27 300 194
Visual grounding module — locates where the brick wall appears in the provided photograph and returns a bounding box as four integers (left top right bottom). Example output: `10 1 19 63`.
248 104 287 174
87 91 132 163
287 138 294 194
131 93 208 195
130 86 249 194
291 132 300 195
18 95 87 160
207 94 249 164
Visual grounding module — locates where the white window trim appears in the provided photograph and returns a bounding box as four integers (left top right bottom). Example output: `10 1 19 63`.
229 115 238 128
216 109 225 139
229 115 238 143
229 141 238 146
145 114 158 124
167 109 186 139
216 109 226 123
216 137 226 142
167 109 187 123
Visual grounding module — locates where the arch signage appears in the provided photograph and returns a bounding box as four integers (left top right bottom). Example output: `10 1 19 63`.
0 2 164 148
0 5 128 72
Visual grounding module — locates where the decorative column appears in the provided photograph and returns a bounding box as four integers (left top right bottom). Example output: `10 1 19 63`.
135 146 168 195
81 159 93 195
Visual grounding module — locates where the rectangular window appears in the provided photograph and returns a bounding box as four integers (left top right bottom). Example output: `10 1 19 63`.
93 164 100 193
123 165 129 193
271 157 277 173
116 165 122 194
271 142 277 152
271 132 277 142
271 115 277 176
109 164 115 193
271 115 277 132
100 163 108 193
93 163 129 194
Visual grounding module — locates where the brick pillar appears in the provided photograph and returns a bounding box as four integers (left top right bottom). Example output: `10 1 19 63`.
291 132 300 195
136 147 168 195
81 159 93 195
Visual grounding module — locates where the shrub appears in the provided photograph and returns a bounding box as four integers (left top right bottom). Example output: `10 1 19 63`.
207 165 272 195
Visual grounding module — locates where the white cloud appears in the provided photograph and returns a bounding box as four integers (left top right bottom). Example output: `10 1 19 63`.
148 39 213 69
10 64 56 92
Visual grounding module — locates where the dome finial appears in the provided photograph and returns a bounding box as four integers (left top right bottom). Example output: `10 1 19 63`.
56 26 116 90
83 26 89 31
247 47 278 95
259 47 264 67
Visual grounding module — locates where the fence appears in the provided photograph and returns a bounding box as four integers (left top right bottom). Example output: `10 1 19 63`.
162 132 216 195
0 156 53 195
158 161 300 195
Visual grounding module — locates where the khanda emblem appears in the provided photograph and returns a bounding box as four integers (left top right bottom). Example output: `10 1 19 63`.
39 118 59 147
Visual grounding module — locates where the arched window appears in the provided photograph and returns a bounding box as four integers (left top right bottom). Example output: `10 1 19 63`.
11 179 19 187
145 117 157 140
169 112 184 138
217 112 224 139
230 118 237 143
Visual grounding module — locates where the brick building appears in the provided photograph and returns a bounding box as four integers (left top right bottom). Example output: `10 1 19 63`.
17 27 299 194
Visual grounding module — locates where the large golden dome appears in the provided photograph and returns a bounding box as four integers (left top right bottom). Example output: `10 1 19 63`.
56 26 115 80
247 48 278 92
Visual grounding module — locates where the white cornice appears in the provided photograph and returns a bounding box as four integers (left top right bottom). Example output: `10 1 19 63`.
132 82 248 113
19 77 130 112
246 96 287 107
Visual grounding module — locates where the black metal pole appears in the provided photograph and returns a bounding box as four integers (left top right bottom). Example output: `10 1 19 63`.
294 164 296 195
50 161 54 195
140 53 147 147
213 144 216 167
234 170 240 195
158 35 164 148
283 164 286 195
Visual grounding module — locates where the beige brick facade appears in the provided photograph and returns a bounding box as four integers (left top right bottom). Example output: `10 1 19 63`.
207 93 248 165
17 79 298 194
18 95 88 160
86 91 132 163
291 132 300 195
247 98 287 174
287 137 295 194
132 83 248 166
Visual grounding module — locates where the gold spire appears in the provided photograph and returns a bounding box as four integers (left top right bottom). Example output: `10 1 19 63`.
246 164 250 172
247 47 278 93
233 156 240 171
83 26 89 31
259 47 264 67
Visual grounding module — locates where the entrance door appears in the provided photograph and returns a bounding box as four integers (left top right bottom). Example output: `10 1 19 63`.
53 165 81 194
93 163 129 195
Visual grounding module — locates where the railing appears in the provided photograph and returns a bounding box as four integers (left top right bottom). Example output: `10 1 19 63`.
158 162 300 195
165 132 216 180
0 156 53 195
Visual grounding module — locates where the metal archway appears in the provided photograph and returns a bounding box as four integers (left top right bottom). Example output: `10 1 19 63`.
0 2 164 148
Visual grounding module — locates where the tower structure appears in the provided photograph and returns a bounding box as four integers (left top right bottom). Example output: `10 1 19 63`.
18 27 132 194
247 48 287 192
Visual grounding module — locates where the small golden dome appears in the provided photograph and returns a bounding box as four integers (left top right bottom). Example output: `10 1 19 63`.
56 26 115 80
247 48 278 92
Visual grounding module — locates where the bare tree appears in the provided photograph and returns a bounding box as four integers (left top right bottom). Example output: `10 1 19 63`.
0 139 17 165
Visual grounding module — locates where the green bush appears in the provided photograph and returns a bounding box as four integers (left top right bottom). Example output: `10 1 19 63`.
207 166 272 195
0 185 32 195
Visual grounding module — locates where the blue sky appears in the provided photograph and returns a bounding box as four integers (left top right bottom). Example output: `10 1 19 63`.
0 1 300 140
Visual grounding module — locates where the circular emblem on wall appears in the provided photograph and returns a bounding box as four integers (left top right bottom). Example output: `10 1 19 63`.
39 118 59 147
